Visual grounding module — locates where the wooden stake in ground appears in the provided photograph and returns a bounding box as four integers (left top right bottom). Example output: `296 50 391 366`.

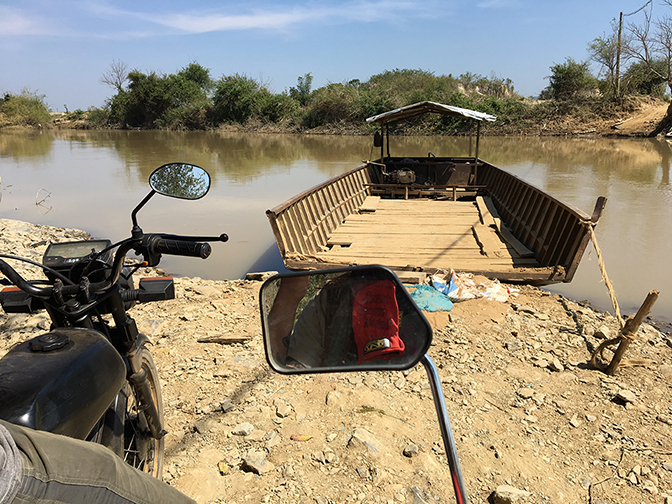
591 290 659 375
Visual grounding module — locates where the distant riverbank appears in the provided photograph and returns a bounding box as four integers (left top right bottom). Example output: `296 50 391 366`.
3 82 670 139
32 96 672 138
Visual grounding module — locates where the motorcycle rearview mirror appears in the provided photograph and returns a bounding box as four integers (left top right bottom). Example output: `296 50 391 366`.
149 163 211 200
131 163 211 232
259 265 433 375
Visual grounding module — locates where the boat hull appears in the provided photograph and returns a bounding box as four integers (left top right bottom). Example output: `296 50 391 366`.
266 157 605 285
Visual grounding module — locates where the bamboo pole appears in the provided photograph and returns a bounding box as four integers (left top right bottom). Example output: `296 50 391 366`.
590 290 659 375
605 290 659 375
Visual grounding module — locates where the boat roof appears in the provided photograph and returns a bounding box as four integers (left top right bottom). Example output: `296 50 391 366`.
365 101 497 125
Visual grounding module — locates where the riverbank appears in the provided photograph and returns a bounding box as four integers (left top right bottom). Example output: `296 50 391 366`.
5 95 669 138
242 96 672 138
1 219 672 503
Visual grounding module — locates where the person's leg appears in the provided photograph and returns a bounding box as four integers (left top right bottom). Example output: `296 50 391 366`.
1 421 194 504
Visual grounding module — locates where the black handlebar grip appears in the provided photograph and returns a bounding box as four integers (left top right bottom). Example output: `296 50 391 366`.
154 238 211 259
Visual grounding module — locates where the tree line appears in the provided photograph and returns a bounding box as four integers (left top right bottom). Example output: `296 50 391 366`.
97 63 523 132
0 64 610 133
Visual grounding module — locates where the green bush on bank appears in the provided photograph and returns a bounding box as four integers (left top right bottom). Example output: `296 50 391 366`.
107 63 214 129
82 108 110 127
0 90 51 127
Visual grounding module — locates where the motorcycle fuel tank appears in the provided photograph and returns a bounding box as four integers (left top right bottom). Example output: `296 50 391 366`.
0 328 126 439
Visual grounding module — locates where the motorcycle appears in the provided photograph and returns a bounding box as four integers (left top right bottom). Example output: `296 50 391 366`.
0 162 227 479
258 265 470 504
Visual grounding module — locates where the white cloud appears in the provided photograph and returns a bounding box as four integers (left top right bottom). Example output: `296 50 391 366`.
0 1 443 39
0 6 53 36
96 1 435 34
153 9 308 32
477 0 522 9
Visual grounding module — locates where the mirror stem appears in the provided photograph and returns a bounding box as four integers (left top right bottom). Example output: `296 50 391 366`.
131 189 156 229
421 354 469 504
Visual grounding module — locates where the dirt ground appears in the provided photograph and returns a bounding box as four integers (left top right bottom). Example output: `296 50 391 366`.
1 219 672 504
595 98 671 137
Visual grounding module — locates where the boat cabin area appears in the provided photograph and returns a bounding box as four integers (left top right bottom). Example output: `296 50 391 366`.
266 102 605 285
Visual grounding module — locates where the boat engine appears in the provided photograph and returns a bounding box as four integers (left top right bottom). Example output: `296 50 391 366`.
385 169 416 185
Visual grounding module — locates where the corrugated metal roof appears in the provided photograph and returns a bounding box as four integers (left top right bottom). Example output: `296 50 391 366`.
365 101 497 125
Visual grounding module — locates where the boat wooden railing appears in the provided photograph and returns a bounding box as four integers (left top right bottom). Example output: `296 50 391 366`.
266 165 372 258
477 161 606 282
365 183 487 200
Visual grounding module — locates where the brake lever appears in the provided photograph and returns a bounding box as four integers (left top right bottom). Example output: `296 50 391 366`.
154 233 229 243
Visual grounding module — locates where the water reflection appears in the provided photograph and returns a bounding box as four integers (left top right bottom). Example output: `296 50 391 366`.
0 130 670 323
0 130 55 160
651 137 672 187
4 130 668 188
2 129 376 177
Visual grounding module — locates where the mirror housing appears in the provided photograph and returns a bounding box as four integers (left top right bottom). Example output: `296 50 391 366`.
259 265 433 374
149 163 210 200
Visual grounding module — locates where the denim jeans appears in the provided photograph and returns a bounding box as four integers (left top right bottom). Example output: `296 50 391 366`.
1 421 195 504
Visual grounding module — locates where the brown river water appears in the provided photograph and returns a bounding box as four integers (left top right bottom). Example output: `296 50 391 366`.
0 130 670 324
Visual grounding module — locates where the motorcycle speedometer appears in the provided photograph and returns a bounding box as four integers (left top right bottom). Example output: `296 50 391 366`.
42 240 113 272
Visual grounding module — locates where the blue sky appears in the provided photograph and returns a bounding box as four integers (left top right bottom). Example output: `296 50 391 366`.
0 1 656 112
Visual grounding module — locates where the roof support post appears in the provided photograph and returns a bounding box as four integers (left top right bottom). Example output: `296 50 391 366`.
386 125 390 159
468 119 473 157
380 125 385 162
474 121 481 183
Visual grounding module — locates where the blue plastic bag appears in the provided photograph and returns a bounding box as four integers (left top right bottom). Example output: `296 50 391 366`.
409 284 453 312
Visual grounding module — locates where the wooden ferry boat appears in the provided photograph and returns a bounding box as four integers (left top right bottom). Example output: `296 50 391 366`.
266 102 606 285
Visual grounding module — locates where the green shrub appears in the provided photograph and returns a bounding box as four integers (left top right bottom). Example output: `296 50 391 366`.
107 63 213 129
622 60 668 97
84 107 110 127
289 73 313 106
434 93 479 133
356 88 395 122
257 91 300 124
0 89 51 126
158 100 211 130
301 83 359 128
212 74 263 124
543 58 598 100
67 109 86 120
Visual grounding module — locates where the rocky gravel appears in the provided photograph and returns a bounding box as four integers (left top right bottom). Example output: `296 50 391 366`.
1 218 672 504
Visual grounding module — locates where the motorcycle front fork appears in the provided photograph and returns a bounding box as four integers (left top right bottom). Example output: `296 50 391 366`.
106 288 165 441
126 335 165 440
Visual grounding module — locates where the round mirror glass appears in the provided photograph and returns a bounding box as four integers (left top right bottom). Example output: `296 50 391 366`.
149 163 210 200
260 265 433 374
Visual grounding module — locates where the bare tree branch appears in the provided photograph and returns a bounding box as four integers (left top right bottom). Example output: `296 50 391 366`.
655 15 672 82
100 60 129 92
626 11 670 83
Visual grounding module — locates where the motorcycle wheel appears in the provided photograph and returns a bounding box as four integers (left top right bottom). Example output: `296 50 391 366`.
124 347 164 479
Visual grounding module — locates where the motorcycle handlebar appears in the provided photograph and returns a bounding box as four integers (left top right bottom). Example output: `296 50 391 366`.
0 259 51 298
152 238 212 259
0 230 221 302
0 259 95 299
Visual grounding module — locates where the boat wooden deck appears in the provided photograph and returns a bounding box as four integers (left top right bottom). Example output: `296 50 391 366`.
266 161 605 285
315 196 542 276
